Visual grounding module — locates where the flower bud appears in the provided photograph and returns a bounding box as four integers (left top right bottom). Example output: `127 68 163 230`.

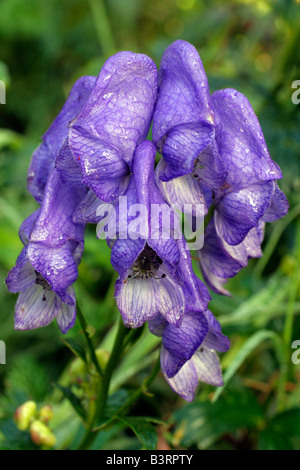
14 401 37 431
95 348 109 370
38 405 54 423
29 420 56 448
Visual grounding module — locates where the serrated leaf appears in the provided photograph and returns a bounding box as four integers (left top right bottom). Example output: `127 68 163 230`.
60 338 87 363
117 416 158 450
56 385 86 420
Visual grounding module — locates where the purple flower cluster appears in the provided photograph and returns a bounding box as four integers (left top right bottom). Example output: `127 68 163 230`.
6 41 288 401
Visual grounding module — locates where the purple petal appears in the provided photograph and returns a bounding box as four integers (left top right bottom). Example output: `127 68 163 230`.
198 219 243 295
159 123 215 181
153 40 215 151
5 246 36 293
215 181 274 245
70 52 157 170
203 311 231 352
161 345 199 402
177 238 211 312
27 76 96 203
115 273 185 328
19 210 40 246
29 169 85 248
191 347 224 386
14 284 57 331
195 140 226 189
68 128 130 202
55 139 83 187
211 88 282 188
28 242 79 304
55 286 77 334
72 190 105 224
148 313 166 337
155 160 208 217
162 312 209 377
262 183 289 222
111 238 146 279
216 219 265 263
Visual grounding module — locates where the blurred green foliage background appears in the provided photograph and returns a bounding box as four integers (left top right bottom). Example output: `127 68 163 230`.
0 0 300 450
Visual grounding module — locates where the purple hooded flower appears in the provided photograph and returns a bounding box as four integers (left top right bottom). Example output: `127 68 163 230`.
27 76 96 204
6 168 86 333
107 140 211 328
198 218 265 295
150 310 230 401
66 51 157 203
153 40 288 246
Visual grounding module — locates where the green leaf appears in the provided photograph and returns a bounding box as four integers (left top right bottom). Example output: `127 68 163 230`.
212 330 284 402
271 409 300 438
117 416 158 450
173 387 264 449
94 389 134 430
60 338 87 363
259 429 294 450
56 385 86 420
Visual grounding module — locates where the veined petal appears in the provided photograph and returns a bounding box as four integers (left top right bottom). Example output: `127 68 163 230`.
198 219 244 295
211 88 282 189
203 311 231 352
55 286 76 334
5 246 36 293
195 140 226 189
28 242 79 305
177 238 211 312
155 160 207 217
14 284 57 331
27 76 96 203
215 181 274 245
153 39 215 151
162 312 209 377
161 346 199 402
148 313 166 337
192 347 224 386
216 219 265 263
70 52 157 169
19 210 40 246
111 238 146 280
29 169 86 248
55 139 83 187
159 123 215 181
68 128 130 202
115 274 185 328
262 183 289 222
72 190 105 224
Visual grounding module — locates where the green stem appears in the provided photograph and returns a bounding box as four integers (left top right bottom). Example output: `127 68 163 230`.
277 221 300 412
76 303 103 378
276 270 298 412
94 354 161 432
77 318 129 450
88 0 115 56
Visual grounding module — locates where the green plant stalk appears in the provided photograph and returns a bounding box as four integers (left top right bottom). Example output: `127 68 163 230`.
276 270 298 412
276 221 300 412
88 0 115 56
76 303 104 378
94 354 161 431
77 318 129 450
